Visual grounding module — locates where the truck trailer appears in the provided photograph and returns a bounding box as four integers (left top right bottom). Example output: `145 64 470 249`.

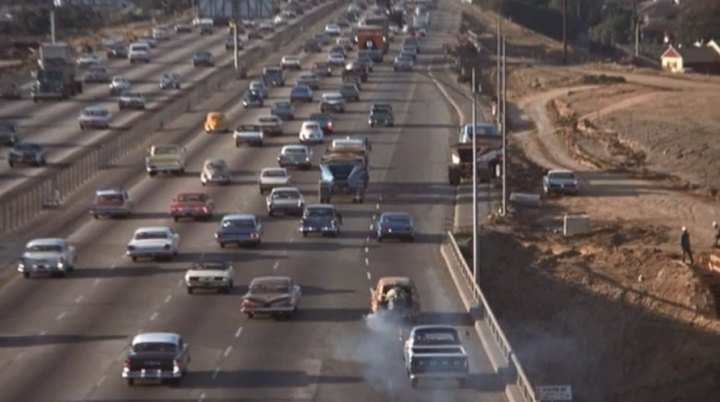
31 43 83 102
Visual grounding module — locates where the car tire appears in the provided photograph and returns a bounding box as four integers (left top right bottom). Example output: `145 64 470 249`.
302 231 308 237
79 125 84 131
131 256 137 262
8 161 14 168
219 242 225 248
22 272 29 278
127 378 135 386
408 236 415 242
410 378 418 388
378 236 383 242
187 287 193 294
268 209 274 217
247 312 254 318
93 214 99 219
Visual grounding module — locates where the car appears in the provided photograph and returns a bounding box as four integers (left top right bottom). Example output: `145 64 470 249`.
193 51 214 67
299 121 324 144
335 20 350 30
308 113 334 134
145 144 186 176
328 137 371 156
128 42 151 63
109 76 131 95
200 158 231 185
376 212 415 242
17 238 76 278
152 27 171 41
289 84 314 104
342 73 363 90
267 187 305 216
327 52 346 66
312 61 332 77
0 120 20 146
137 36 157 48
336 37 353 51
170 192 215 220
393 54 414 71
459 122 499 143
185 260 234 294
76 54 102 70
224 34 244 50
273 13 287 26
304 39 322 53
369 104 394 127
123 332 190 386
280 55 302 70
296 72 320 90
258 167 291 194
277 144 312 169
199 20 214 35
248 28 263 40
106 43 128 59
343 63 368 82
258 21 275 34
175 22 193 33
262 65 285 87
215 214 263 248
401 45 418 61
204 112 229 133
355 55 374 72
83 65 111 83
320 92 346 113
89 187 133 219
249 80 269 98
270 101 295 120
242 90 264 108
7 143 46 167
234 124 264 146
325 23 342 36
126 226 180 261
299 204 342 237
313 32 331 46
241 276 302 319
330 45 347 57
257 115 283 136
370 276 420 321
118 92 146 110
78 106 111 130
159 72 181 89
403 325 469 388
338 83 360 101
543 169 580 196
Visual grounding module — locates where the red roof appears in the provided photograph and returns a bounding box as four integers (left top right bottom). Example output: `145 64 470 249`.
661 46 681 59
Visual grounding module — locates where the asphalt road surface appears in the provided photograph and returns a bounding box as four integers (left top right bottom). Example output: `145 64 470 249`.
0 7 312 197
0 2 508 401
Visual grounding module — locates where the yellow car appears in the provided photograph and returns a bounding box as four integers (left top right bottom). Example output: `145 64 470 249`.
204 112 229 133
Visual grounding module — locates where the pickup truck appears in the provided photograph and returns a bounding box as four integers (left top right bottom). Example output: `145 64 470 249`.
234 124 264 147
403 325 469 388
122 332 190 386
318 152 368 203
257 116 283 136
145 144 186 177
89 187 132 219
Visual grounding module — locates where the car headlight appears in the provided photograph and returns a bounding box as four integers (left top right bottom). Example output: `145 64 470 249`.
451 154 461 164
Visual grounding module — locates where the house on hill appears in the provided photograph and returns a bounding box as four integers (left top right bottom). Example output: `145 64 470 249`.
660 40 720 74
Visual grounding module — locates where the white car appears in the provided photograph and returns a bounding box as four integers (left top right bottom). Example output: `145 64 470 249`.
137 36 157 48
258 167 291 194
128 42 151 63
79 106 111 130
324 23 341 36
152 27 171 41
185 260 234 294
126 226 180 261
280 55 302 70
273 14 287 26
17 238 76 278
118 92 146 110
76 54 102 70
249 80 269 98
299 121 324 144
109 76 132 95
327 52 346 66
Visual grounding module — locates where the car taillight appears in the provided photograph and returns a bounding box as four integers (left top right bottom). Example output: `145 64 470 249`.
124 358 131 368
243 299 256 307
327 121 333 129
201 206 208 212
251 233 259 239
382 227 389 232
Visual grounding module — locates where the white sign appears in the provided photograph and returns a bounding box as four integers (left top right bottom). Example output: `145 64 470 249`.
536 385 573 401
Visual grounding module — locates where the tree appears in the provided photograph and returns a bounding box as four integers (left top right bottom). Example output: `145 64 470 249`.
589 8 631 45
676 0 720 44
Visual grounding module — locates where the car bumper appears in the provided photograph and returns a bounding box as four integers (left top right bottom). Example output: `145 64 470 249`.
80 120 110 128
119 102 145 109
278 159 311 168
394 64 412 71
147 165 182 173
378 230 414 239
281 64 301 69
127 249 175 258
216 237 260 246
172 208 211 217
409 371 469 380
369 119 393 126
545 186 578 194
321 103 345 112
123 370 182 379
269 205 304 215
18 264 65 274
186 279 230 288
291 96 313 102
299 226 339 234
242 306 295 314
90 207 130 216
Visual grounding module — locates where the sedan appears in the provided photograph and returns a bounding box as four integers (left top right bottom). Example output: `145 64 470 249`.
109 76 131 95
308 113 334 134
298 121 324 144
290 84 314 103
200 158 231 186
338 83 360 102
193 51 215 67
126 226 181 261
296 72 320 90
0 82 21 100
320 92 346 113
277 145 312 169
241 276 301 319
78 106 111 130
0 120 20 146
243 90 264 108
224 34 244 50
394 54 414 71
159 72 181 89
249 80 269 98
170 192 215 221
258 167 291 194
216 214 263 248
266 187 305 216
185 260 234 294
270 101 295 121
7 143 46 167
327 52 346 66
376 212 415 242
280 55 301 70
118 92 146 110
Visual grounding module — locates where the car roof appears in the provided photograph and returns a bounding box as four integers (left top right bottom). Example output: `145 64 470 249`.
306 203 335 209
204 157 227 164
380 211 411 219
281 144 309 151
261 167 287 173
410 325 458 333
378 276 413 286
84 105 107 112
27 238 66 247
222 213 257 221
323 91 343 97
95 188 124 195
548 169 575 175
132 332 180 345
134 226 172 233
271 186 301 192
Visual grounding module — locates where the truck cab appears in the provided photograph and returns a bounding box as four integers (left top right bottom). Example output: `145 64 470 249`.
145 144 187 177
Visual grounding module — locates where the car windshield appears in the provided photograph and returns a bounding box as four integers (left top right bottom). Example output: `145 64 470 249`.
263 170 287 178
84 109 108 116
284 148 307 155
293 86 309 93
413 329 460 345
304 123 320 130
250 280 290 294
195 52 211 58
309 114 328 121
133 342 176 353
192 261 228 271
274 103 291 109
15 144 40 151
273 190 300 199
135 231 169 240
384 214 410 224
179 194 206 202
205 162 226 170
223 219 255 229
306 208 333 218
96 193 123 203
27 244 62 253
550 172 575 180
259 117 278 124
154 146 178 154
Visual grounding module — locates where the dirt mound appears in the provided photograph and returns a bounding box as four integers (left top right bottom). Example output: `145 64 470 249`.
568 73 626 85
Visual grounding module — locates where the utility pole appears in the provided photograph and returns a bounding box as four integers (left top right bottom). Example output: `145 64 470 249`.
471 68 479 282
496 14 501 129
633 0 640 58
562 0 567 64
50 8 56 44
501 35 507 216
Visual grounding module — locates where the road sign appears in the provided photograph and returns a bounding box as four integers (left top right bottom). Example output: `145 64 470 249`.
536 385 573 401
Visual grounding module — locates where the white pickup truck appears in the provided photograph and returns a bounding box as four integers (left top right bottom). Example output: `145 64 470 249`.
145 144 186 176
234 124 264 147
403 325 469 388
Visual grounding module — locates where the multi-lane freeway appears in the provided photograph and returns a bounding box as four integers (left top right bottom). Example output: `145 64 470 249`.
0 1 508 401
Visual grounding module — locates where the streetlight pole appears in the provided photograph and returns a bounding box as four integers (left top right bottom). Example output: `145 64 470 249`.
471 68 479 282
233 22 239 71
501 35 507 215
50 8 56 44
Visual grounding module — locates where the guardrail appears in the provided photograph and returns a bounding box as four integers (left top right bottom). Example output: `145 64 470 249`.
0 1 336 234
444 230 538 402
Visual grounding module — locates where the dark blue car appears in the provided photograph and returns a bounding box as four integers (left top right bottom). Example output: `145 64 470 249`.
290 84 314 103
243 90 264 108
376 212 415 242
215 214 263 248
298 204 342 237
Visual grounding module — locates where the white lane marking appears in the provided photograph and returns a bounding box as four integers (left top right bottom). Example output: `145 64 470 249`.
372 214 377 220
150 312 159 321
109 263 116 270
365 258 370 266
93 278 101 287
75 295 84 303
366 272 372 280
56 312 67 321
376 203 380 210
273 261 280 270
369 224 374 230
378 195 383 202
212 367 220 380
366 236 370 242
289 237 295 244
96 375 107 387
224 346 232 357
40 331 47 336
177 279 184 288
235 326 244 338
364 246 369 254
164 295 172 304
199 392 207 401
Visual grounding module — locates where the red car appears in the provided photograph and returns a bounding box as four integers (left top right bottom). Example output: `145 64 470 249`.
170 192 215 221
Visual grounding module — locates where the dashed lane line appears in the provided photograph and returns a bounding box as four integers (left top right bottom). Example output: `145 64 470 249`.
273 261 280 270
212 367 220 380
75 294 84 303
365 258 370 266
56 312 67 321
93 278 101 287
164 295 172 304
366 272 372 280
95 375 107 388
150 312 158 321
235 326 244 338
224 346 232 357
364 246 369 253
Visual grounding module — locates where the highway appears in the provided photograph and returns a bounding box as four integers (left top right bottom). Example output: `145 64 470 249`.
0 1 508 401
0 4 313 198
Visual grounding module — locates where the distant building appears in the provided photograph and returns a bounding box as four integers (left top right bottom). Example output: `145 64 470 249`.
660 40 720 74
53 0 132 8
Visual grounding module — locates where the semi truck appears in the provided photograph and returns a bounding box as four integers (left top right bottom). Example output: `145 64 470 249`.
31 43 83 102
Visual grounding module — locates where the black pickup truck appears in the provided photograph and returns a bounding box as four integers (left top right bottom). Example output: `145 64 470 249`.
122 332 190 386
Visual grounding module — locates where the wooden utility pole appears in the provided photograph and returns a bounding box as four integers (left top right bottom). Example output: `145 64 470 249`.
562 0 567 64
